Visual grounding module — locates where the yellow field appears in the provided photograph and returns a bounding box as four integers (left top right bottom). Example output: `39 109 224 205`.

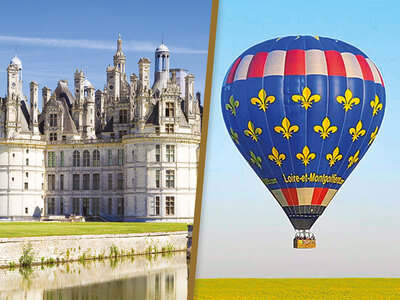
194 278 400 299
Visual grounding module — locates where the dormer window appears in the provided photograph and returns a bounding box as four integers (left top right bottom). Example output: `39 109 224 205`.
119 110 128 124
49 114 57 127
49 133 57 141
165 102 174 117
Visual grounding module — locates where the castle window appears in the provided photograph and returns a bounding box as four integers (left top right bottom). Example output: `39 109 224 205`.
47 198 55 215
73 174 80 190
60 198 64 215
108 173 113 190
49 114 57 127
49 133 57 141
117 173 124 190
24 182 29 190
26 159 29 166
48 174 55 190
83 174 90 190
93 150 100 166
155 145 160 162
155 196 160 215
155 126 160 134
108 198 112 215
48 152 56 167
60 174 64 190
156 170 161 188
166 196 175 216
26 149 29 153
119 109 128 123
60 151 64 167
166 170 175 188
83 150 90 167
62 135 66 141
166 145 175 162
110 133 115 139
117 198 124 215
118 150 124 166
107 150 113 166
119 130 127 137
93 198 100 215
73 151 80 167
165 124 174 133
165 102 174 117
72 198 80 215
25 207 28 214
92 174 100 190
25 172 28 178
131 150 135 161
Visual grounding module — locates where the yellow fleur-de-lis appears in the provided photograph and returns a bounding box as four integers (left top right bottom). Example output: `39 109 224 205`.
230 128 239 144
292 87 321 110
347 150 360 169
368 126 379 145
326 147 343 167
268 147 286 167
244 121 262 142
250 89 276 112
370 95 383 116
296 146 316 166
314 117 338 139
250 151 262 169
336 89 360 112
225 95 239 116
349 121 366 142
274 117 299 140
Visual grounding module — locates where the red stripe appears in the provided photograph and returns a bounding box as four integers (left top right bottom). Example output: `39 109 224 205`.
311 187 329 205
284 50 305 75
247 52 268 78
376 65 385 87
226 58 242 84
281 188 299 206
324 50 346 76
356 55 374 81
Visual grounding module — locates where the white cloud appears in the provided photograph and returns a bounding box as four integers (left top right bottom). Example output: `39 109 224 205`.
0 35 207 54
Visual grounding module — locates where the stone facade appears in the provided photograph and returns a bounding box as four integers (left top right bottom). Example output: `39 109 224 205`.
0 35 202 222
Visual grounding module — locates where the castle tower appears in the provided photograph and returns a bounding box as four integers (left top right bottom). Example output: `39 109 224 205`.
152 43 170 92
113 34 126 80
185 73 195 120
84 85 96 139
138 58 150 92
73 70 85 135
5 56 23 137
106 65 121 101
29 81 39 135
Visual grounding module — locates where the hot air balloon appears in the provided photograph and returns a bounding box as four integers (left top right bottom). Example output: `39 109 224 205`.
221 36 385 248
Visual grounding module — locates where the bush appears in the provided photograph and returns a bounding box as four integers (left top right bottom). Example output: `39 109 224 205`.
19 242 34 267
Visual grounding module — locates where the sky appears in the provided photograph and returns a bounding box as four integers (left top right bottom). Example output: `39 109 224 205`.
0 0 211 110
196 0 400 278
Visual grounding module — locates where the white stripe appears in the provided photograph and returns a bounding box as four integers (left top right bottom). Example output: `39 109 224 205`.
264 50 286 76
321 189 337 207
271 189 288 207
305 50 327 75
233 55 253 81
366 58 382 85
297 188 314 205
341 52 363 79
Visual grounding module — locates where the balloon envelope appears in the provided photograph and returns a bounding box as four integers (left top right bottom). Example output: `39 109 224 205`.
221 36 385 230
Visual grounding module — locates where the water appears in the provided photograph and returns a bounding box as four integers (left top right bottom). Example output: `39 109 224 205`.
0 252 188 300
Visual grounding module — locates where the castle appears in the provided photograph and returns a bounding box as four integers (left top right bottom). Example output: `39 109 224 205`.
0 35 202 222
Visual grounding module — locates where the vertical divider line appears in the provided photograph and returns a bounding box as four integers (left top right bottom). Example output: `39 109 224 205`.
187 0 219 298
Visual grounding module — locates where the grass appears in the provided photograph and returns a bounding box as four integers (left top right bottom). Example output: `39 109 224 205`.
0 222 187 238
194 278 400 299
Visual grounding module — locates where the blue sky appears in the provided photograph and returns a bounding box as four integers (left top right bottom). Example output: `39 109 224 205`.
0 0 211 108
196 0 400 278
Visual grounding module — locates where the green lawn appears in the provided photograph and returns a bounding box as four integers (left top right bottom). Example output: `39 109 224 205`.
194 278 400 299
0 222 187 238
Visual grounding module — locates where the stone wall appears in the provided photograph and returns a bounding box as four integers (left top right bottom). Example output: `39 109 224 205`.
0 231 187 267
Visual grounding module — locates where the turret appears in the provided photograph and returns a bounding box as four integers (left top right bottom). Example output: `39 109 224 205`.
84 85 96 139
29 81 39 134
106 65 121 101
113 34 126 79
74 70 85 107
152 43 170 92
